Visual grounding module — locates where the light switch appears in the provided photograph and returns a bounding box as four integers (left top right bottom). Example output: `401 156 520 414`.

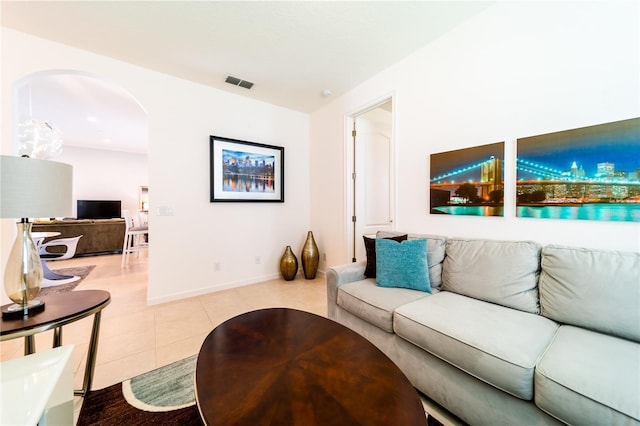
157 206 174 216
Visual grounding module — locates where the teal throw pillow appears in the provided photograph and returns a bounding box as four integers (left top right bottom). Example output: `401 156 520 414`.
376 238 431 293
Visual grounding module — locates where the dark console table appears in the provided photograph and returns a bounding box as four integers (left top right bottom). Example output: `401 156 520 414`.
0 290 111 396
33 219 126 256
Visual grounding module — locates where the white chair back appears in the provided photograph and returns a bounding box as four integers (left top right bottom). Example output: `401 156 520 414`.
121 209 149 268
123 210 135 230
138 210 148 226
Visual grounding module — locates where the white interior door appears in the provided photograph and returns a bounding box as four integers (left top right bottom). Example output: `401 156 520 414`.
352 101 394 262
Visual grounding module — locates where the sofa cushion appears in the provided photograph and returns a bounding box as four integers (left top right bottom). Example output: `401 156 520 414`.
378 232 447 289
394 291 558 400
442 238 541 313
535 325 640 424
337 279 432 333
363 234 407 278
376 238 431 292
539 245 640 342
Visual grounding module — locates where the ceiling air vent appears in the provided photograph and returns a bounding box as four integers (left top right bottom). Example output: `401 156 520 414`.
225 75 254 90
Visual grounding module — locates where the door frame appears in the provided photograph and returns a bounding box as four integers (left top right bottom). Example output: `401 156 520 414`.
345 93 396 263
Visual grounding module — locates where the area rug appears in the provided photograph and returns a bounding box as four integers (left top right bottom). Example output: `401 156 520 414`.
123 355 196 411
77 355 202 426
37 265 95 297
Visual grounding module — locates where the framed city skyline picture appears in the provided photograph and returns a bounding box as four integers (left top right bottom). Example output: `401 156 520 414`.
429 141 504 217
210 135 284 202
516 117 640 222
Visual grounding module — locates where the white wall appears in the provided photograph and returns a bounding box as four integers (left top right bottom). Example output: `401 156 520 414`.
1 29 311 304
311 1 640 267
57 146 148 217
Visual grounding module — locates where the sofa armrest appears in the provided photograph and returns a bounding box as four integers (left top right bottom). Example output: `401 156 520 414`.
326 261 366 320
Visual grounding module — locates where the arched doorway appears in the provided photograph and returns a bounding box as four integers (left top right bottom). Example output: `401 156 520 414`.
13 70 148 219
11 71 150 287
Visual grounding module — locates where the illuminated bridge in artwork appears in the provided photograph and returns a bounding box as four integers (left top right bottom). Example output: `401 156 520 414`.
516 158 640 184
430 157 640 201
430 157 503 199
515 158 640 200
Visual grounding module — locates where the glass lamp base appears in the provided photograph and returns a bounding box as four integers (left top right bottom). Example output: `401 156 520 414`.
1 300 45 319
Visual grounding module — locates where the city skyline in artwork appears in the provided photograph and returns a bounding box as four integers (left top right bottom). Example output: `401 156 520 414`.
222 149 275 168
516 117 640 222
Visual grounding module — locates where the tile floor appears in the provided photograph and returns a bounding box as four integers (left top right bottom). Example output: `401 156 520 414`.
0 251 460 425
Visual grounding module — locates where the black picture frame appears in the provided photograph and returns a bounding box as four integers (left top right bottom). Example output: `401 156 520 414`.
210 135 284 202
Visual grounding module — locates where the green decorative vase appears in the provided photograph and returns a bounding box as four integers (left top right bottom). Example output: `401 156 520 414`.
301 231 319 280
280 246 298 281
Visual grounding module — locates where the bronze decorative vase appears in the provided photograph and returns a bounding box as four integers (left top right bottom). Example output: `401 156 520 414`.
301 231 319 279
280 246 298 281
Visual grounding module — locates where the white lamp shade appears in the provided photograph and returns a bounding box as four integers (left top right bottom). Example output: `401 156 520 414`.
0 155 73 218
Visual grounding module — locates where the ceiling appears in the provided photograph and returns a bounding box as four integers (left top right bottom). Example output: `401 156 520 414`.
14 73 149 154
2 1 492 153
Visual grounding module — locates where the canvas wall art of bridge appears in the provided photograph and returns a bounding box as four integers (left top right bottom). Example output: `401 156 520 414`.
429 117 639 222
515 117 639 222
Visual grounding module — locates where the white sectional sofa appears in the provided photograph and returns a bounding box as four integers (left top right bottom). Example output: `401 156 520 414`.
327 234 640 425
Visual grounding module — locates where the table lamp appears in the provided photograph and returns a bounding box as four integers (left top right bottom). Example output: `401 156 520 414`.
0 155 73 318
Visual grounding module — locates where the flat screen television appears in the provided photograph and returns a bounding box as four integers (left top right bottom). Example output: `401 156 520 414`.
77 200 121 220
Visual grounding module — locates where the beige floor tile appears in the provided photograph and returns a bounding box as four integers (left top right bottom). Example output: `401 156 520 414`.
96 328 156 364
154 298 209 324
57 316 95 345
99 309 156 339
155 314 213 347
90 349 157 390
156 331 209 367
0 338 22 361
202 301 255 325
71 341 90 375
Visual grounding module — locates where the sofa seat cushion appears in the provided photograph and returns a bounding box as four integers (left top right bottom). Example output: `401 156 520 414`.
394 291 558 400
337 279 432 333
535 325 640 424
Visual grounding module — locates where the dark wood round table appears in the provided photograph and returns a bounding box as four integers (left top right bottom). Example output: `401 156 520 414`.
195 308 426 425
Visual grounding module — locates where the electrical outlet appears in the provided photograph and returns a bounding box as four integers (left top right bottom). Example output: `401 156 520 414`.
255 256 261 265
214 262 221 271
